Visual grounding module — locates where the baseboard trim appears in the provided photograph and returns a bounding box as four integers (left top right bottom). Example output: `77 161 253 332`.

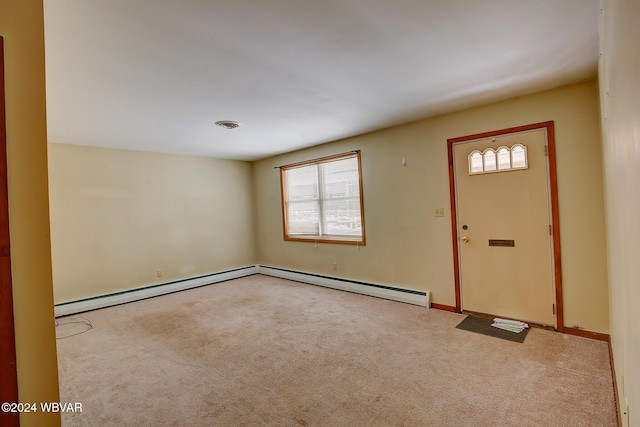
563 327 610 342
256 265 429 307
430 303 458 312
54 266 258 317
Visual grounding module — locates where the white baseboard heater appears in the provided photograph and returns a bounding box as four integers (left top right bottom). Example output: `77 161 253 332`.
256 265 430 308
54 266 258 317
54 265 430 317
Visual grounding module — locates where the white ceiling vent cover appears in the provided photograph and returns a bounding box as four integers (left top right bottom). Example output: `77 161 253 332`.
215 120 240 130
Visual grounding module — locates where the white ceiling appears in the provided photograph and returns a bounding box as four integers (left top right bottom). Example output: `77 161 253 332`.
44 0 599 161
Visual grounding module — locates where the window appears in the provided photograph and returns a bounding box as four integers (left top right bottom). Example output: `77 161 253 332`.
468 144 529 175
483 148 497 172
280 151 365 245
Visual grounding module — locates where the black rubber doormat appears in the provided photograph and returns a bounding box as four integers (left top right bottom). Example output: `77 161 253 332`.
455 315 530 343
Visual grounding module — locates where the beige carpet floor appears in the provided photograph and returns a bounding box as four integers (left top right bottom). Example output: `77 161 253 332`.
56 275 617 426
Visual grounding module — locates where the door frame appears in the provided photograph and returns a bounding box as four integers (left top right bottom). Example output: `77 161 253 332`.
447 121 564 331
0 36 20 426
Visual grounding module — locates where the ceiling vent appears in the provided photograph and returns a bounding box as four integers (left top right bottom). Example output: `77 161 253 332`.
215 120 240 130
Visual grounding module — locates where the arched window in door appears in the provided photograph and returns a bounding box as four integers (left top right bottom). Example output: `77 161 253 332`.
468 144 529 175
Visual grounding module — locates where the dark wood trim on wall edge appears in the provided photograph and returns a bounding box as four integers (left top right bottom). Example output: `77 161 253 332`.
0 35 21 427
430 303 458 313
563 327 609 342
446 140 461 311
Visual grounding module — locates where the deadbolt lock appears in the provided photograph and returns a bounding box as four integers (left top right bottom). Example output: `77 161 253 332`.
462 236 470 243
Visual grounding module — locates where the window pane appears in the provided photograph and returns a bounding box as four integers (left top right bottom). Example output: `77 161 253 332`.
497 147 510 170
320 157 359 199
287 200 320 235
286 166 318 201
512 145 527 168
320 157 361 237
322 198 362 236
483 149 497 171
469 151 483 173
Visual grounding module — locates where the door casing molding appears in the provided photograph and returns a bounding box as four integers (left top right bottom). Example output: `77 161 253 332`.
447 121 564 331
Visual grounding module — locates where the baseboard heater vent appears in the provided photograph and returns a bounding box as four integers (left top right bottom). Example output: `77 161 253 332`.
256 265 430 307
54 266 258 317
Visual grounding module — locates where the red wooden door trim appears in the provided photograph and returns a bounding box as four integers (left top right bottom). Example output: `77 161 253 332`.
0 36 20 427
447 121 564 331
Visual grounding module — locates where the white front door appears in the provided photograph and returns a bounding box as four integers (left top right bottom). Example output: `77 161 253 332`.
453 127 555 325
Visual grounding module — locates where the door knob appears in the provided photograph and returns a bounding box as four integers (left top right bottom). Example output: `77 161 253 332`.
462 236 470 243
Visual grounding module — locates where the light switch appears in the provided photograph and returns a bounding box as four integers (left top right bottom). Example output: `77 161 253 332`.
434 208 445 217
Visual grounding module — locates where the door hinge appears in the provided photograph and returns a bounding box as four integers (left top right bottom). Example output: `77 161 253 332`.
549 224 552 235
544 145 548 156
553 304 556 314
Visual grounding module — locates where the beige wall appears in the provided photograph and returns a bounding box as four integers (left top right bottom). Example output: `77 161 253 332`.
1 1 629 423
0 1 61 426
599 0 640 425
254 80 609 333
49 144 256 303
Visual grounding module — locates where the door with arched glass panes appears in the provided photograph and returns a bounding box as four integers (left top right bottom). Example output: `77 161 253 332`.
453 127 556 325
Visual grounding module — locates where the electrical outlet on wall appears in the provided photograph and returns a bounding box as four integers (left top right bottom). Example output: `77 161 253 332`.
156 269 164 278
332 263 337 272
